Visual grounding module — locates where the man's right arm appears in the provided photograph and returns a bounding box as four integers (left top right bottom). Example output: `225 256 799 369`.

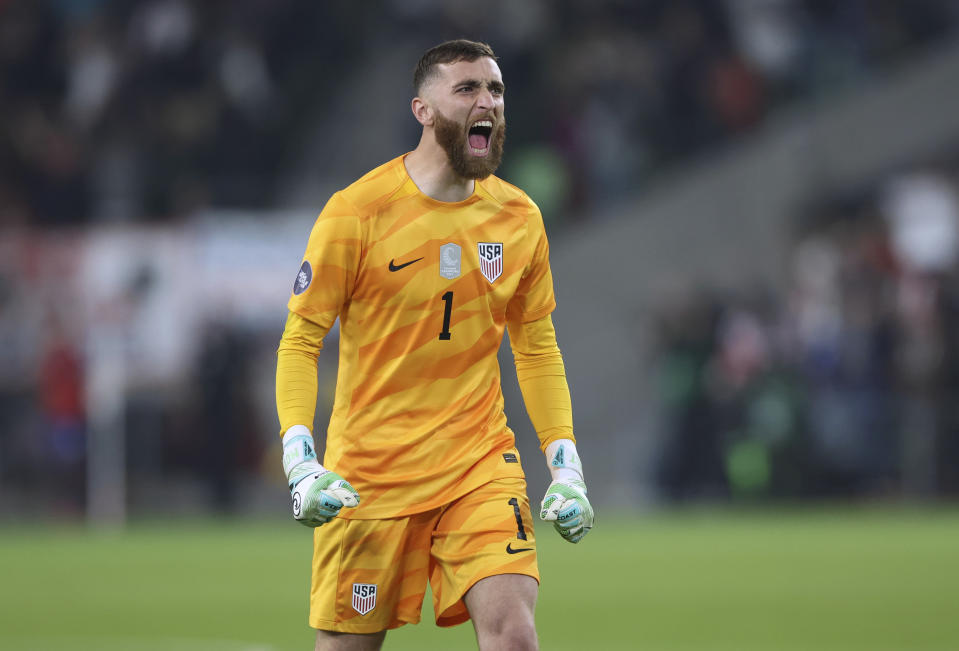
277 193 363 527
276 311 359 526
276 310 326 436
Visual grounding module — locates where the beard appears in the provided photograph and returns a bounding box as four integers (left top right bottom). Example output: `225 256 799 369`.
433 109 506 180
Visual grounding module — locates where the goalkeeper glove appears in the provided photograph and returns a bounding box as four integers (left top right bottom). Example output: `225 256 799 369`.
282 425 360 527
540 439 593 543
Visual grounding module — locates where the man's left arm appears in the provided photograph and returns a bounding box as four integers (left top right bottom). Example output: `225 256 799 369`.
507 314 594 543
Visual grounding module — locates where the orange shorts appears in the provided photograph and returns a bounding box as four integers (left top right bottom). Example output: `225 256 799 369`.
308 476 539 633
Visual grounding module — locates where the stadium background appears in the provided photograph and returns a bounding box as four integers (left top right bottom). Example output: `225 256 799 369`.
1 1 959 649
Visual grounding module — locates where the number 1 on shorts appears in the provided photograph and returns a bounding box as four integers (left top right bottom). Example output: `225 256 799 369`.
508 497 528 541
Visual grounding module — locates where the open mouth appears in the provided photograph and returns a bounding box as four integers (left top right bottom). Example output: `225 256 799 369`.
468 119 493 156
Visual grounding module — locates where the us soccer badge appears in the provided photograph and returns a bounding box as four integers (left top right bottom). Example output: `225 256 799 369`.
477 242 503 283
439 242 461 279
352 583 377 615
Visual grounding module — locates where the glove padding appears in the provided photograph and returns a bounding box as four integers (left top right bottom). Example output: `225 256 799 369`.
540 478 593 543
289 464 360 528
282 426 359 528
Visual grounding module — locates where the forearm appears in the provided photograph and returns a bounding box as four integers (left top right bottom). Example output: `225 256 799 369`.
514 351 574 450
508 314 575 451
276 349 318 434
275 311 327 435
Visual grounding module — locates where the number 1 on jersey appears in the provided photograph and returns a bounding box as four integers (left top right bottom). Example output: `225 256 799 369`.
439 291 453 340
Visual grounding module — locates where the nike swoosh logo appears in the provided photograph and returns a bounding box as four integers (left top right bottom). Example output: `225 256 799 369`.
506 543 533 554
388 257 423 272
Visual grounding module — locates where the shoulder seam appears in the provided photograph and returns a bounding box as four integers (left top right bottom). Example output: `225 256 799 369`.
339 158 409 216
480 175 535 211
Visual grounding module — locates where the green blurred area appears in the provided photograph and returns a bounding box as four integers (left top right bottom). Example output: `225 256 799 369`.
1 509 957 651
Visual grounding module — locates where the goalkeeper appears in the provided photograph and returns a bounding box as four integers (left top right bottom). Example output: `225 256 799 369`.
276 39 592 651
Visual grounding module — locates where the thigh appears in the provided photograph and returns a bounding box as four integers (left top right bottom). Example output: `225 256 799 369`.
464 574 538 650
429 477 540 627
309 512 435 633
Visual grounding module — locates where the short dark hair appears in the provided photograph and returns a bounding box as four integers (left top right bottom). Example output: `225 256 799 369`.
413 39 497 94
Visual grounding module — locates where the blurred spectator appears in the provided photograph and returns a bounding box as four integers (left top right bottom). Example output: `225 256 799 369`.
37 315 86 512
881 172 959 496
652 287 729 501
194 322 247 512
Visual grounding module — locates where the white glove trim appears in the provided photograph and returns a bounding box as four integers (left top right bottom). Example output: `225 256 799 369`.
282 424 326 479
544 438 584 482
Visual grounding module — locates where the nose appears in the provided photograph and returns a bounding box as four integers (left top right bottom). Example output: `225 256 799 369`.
476 87 495 111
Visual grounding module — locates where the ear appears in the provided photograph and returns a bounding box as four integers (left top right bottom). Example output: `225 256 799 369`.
411 96 434 127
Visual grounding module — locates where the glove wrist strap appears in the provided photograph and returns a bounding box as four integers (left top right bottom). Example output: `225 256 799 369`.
282 425 325 479
544 438 584 483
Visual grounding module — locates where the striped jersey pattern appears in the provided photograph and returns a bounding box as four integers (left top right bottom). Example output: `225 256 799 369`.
288 155 556 518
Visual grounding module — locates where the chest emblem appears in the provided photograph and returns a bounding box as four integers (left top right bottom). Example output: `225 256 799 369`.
478 242 503 284
439 242 461 279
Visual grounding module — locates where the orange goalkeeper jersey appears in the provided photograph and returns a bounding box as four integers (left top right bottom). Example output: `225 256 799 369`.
287 154 556 518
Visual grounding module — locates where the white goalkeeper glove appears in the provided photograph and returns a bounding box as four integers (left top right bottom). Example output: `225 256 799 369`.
540 439 593 543
282 425 360 527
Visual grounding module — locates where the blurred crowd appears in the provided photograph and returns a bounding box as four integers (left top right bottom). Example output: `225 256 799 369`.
0 0 374 224
3 1 959 516
1 0 957 226
652 156 959 501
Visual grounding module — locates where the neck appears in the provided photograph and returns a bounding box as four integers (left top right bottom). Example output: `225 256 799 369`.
404 135 475 203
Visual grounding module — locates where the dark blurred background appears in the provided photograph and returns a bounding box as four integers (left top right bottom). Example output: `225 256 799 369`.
2 0 959 523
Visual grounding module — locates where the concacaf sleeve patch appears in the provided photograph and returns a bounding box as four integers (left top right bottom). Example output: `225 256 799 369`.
292 261 312 295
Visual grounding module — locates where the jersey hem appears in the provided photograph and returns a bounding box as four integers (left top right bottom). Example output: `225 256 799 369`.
338 463 527 520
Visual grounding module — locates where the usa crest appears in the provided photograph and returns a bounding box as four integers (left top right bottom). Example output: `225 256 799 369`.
477 242 503 284
352 583 377 615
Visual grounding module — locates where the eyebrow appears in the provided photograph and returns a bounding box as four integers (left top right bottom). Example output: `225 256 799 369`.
454 78 506 93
